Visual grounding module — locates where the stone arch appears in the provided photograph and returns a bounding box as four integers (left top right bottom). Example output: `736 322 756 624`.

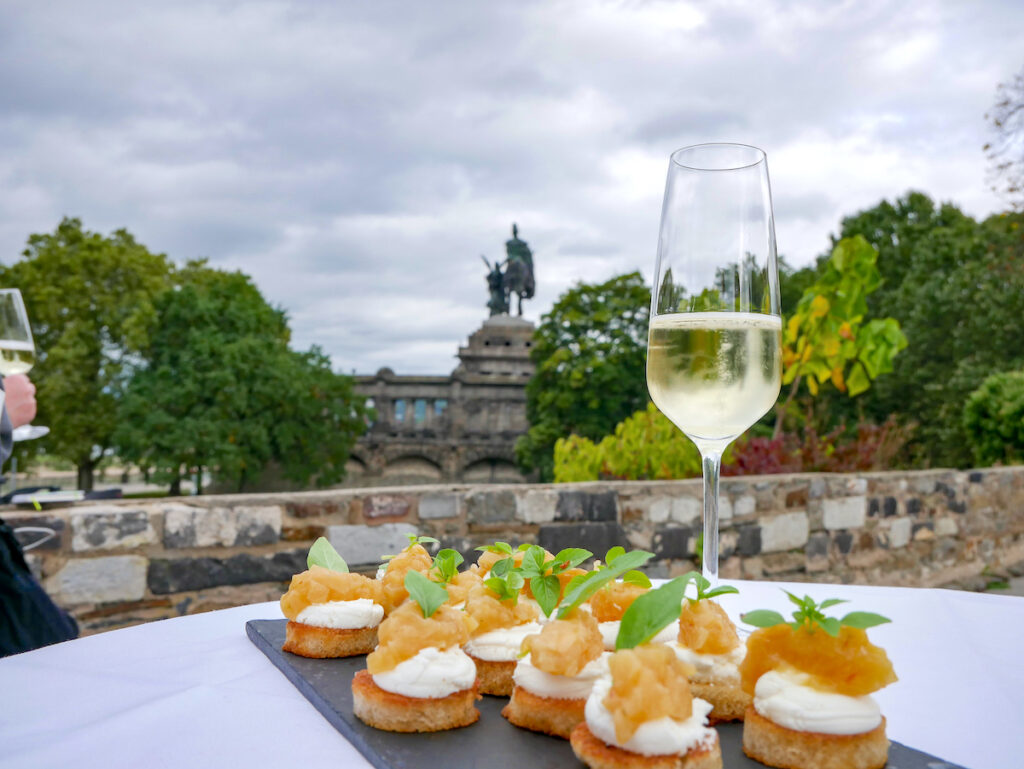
461 457 525 483
382 454 444 483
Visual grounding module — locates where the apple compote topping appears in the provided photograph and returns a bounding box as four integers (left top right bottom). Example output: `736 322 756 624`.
280 566 384 620
521 608 603 676
464 582 539 635
379 544 433 613
678 599 740 655
477 548 533 575
604 645 696 744
444 568 484 606
366 601 472 674
740 623 898 696
589 580 648 622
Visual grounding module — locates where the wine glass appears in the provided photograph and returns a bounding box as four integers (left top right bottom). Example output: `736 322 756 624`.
647 143 782 585
0 288 49 441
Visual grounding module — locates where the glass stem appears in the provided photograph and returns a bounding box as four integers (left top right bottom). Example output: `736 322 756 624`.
700 448 722 587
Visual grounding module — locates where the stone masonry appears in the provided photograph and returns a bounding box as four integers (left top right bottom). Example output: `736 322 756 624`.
3 467 1022 635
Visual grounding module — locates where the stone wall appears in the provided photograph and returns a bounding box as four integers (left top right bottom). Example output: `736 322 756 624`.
6 467 1023 635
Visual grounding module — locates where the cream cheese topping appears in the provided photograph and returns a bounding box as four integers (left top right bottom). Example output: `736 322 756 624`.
599 620 679 651
585 677 716 756
294 598 384 629
371 646 477 699
464 622 542 662
753 669 882 735
513 652 608 700
670 641 745 682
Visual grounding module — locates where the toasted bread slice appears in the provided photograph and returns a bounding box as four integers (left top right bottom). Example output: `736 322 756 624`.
742 706 888 769
282 621 377 658
468 655 516 696
570 722 723 769
690 679 752 723
501 684 586 739
351 670 480 732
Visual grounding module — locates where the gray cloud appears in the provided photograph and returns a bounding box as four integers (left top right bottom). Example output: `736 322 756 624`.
1 0 1020 375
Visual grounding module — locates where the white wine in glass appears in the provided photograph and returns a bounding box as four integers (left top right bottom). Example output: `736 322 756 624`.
648 144 782 585
0 288 49 441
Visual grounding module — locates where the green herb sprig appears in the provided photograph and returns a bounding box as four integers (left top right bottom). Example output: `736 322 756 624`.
475 541 514 556
555 548 654 619
307 537 349 573
484 570 526 604
615 574 688 650
381 533 440 562
518 545 593 617
599 547 652 588
680 570 739 602
742 591 891 638
404 570 449 618
430 548 465 584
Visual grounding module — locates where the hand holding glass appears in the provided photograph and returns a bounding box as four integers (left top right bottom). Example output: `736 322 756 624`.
0 288 49 441
647 144 782 585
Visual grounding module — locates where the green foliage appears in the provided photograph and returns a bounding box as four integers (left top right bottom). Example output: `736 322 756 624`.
742 592 890 637
837 195 1024 466
615 575 690 650
781 236 907 401
429 549 465 584
404 571 448 619
0 218 173 489
553 403 703 482
963 369 1024 466
517 544 592 617
516 272 651 481
113 262 369 493
555 548 653 618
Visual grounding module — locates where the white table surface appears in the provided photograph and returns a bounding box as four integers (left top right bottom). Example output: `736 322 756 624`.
2 579 1022 769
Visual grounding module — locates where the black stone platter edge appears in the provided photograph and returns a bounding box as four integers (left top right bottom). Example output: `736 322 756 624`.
246 619 964 769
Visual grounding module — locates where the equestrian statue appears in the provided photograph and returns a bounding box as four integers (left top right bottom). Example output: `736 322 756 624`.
481 223 536 317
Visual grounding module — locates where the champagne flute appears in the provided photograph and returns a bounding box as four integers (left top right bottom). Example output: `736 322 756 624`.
647 143 782 585
0 288 49 441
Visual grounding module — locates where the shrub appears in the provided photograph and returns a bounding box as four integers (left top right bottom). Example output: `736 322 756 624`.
964 370 1024 466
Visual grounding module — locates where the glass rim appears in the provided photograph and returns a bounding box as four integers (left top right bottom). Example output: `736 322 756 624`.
669 142 767 172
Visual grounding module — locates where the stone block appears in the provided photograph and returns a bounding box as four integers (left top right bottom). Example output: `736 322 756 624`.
418 493 461 520
823 497 866 530
286 499 348 519
889 517 912 549
3 514 65 551
718 496 733 522
71 507 156 552
759 511 809 552
647 497 671 523
652 526 692 560
882 497 898 517
555 491 618 522
737 524 762 556
734 495 756 518
281 524 325 542
326 523 419 566
466 490 517 525
806 532 830 560
148 550 305 594
834 530 854 555
808 478 826 499
867 498 880 517
968 471 984 483
52 555 147 604
163 504 281 548
906 498 922 515
538 522 626 557
785 487 808 508
935 517 958 538
913 522 936 541
516 490 557 524
363 495 412 520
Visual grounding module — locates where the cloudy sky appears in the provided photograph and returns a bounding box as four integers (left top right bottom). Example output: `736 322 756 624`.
1 0 1021 374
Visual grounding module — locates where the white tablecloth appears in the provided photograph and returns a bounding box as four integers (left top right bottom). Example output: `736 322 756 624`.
2 580 1022 769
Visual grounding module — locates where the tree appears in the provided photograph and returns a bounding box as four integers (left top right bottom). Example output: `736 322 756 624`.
964 369 1024 466
115 263 369 493
0 218 172 490
838 195 1024 466
985 68 1024 211
516 272 650 481
777 236 907 435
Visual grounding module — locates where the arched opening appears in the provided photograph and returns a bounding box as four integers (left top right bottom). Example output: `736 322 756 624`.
382 455 444 484
462 458 524 484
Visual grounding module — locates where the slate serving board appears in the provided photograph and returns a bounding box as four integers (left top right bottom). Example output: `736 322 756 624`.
247 619 964 769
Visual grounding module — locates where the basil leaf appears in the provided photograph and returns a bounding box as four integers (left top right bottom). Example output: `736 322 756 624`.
556 549 654 618
404 570 448 618
605 546 626 564
523 545 548 575
476 541 512 555
563 571 592 595
701 584 739 600
742 610 786 628
431 548 463 583
820 617 841 637
784 590 806 608
839 611 891 630
819 598 847 610
622 570 652 588
490 556 514 578
615 575 689 650
531 575 561 617
506 571 525 593
553 548 593 571
307 537 348 573
484 577 513 601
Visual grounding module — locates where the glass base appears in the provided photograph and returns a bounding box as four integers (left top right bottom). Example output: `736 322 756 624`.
12 424 49 442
